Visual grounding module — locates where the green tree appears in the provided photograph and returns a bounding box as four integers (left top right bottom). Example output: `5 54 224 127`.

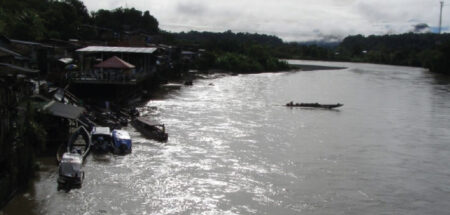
9 10 46 40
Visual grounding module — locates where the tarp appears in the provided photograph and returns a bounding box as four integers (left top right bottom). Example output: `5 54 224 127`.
94 56 135 69
42 101 85 120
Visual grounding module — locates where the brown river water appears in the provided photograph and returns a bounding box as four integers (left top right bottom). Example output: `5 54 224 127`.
2 60 450 214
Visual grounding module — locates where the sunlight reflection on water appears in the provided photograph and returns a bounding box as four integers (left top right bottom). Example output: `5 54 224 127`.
3 61 450 215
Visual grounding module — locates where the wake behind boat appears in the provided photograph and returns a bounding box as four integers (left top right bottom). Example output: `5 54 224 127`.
286 101 343 109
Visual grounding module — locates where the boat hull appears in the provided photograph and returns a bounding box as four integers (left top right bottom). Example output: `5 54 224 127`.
57 174 83 191
56 126 91 163
131 119 168 142
286 102 343 109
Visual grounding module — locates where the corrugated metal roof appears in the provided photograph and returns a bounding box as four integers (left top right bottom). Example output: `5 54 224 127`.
92 127 111 136
42 101 85 120
0 63 39 74
10 39 53 48
58 57 73 64
0 46 22 57
76 46 157 54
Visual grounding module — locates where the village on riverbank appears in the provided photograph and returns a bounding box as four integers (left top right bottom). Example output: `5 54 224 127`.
0 0 298 203
0 27 223 203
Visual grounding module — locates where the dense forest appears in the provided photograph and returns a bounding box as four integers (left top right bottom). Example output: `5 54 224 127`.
335 33 450 74
174 31 450 74
0 0 159 41
172 31 290 72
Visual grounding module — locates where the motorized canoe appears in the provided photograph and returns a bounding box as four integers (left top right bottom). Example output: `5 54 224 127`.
131 117 168 142
286 102 343 109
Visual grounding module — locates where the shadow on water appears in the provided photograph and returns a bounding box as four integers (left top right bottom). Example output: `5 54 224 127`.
430 72 450 93
1 157 57 215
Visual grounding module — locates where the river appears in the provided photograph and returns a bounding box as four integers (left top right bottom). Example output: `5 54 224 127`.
2 60 450 215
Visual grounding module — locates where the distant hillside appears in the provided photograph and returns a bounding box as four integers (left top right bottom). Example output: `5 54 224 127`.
173 30 283 51
295 41 340 48
336 33 450 74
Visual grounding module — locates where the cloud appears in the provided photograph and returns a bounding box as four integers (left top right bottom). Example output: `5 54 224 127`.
80 0 449 41
176 2 207 15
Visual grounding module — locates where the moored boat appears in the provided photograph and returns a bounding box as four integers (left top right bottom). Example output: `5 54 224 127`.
56 126 91 163
67 126 91 159
131 117 168 142
91 126 112 153
111 129 132 154
56 126 90 191
57 152 84 191
161 83 183 90
286 101 343 109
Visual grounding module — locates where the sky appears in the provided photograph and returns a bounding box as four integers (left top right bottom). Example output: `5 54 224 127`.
81 0 449 42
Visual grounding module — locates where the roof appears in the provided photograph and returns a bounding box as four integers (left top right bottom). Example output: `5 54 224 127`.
76 46 157 54
61 153 83 163
0 35 11 44
136 117 164 126
0 63 39 75
0 46 22 57
92 127 111 136
112 130 131 140
94 56 135 69
58 57 73 64
181 51 196 55
10 39 53 48
42 101 85 120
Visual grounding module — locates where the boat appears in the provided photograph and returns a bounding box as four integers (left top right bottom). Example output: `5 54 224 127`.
56 126 91 163
92 111 124 129
67 126 91 159
161 83 183 90
131 117 168 142
56 126 91 191
286 101 343 109
111 129 132 154
57 152 84 191
91 126 112 153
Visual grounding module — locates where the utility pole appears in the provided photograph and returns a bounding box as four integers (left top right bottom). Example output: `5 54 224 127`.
439 1 444 34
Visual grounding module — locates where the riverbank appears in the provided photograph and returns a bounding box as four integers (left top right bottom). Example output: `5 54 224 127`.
289 64 346 71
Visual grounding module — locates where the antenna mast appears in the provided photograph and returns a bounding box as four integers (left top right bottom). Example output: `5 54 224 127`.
439 1 444 34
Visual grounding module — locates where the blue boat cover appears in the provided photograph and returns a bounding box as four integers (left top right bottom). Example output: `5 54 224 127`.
112 130 132 149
